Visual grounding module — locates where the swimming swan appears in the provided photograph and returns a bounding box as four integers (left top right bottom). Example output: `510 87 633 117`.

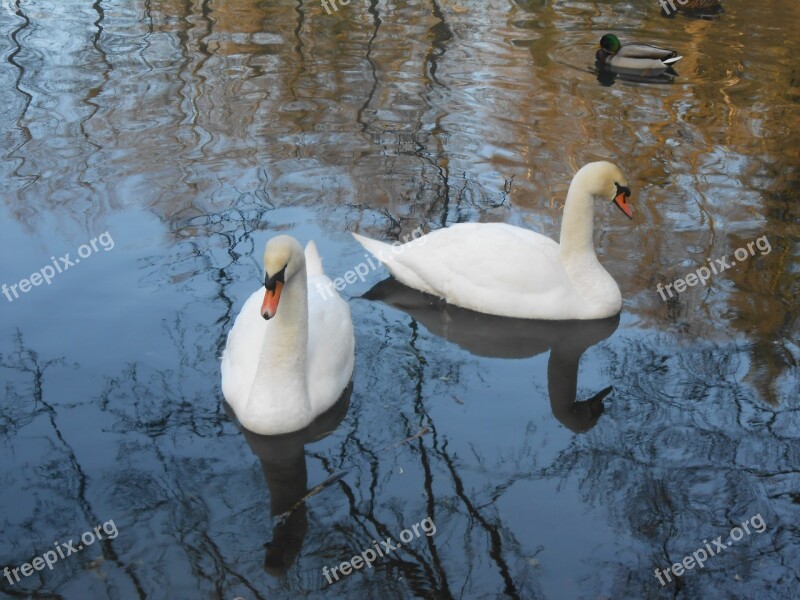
221 236 355 435
352 161 633 320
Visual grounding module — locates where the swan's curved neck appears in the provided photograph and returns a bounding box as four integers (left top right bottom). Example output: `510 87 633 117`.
247 263 310 408
559 176 597 258
557 171 622 316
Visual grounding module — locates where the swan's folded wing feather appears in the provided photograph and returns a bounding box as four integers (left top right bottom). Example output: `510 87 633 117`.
220 288 267 411
383 223 584 319
351 232 438 295
304 240 325 277
306 274 355 414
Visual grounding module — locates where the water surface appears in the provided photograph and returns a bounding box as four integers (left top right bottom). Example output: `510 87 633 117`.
1 0 798 599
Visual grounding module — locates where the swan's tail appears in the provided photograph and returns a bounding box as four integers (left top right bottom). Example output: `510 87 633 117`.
351 231 436 295
304 240 325 276
351 232 395 263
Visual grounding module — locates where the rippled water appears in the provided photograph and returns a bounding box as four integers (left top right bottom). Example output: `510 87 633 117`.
1 0 798 598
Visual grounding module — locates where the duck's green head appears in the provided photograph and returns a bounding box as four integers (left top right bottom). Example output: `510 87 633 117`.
599 34 621 53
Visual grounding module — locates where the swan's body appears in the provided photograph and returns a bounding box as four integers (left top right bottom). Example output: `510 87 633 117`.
596 34 682 70
352 161 633 321
221 237 354 435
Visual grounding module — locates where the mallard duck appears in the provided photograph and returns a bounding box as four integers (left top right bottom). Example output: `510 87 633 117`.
595 34 682 70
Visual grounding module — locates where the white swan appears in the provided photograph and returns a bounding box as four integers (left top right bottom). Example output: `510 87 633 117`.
221 236 355 435
352 161 633 320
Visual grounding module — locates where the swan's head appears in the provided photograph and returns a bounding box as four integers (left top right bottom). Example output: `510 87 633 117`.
261 235 304 320
577 161 633 219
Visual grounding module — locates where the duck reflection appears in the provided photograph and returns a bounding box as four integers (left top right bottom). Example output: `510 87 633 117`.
363 279 619 433
595 64 678 86
224 385 350 576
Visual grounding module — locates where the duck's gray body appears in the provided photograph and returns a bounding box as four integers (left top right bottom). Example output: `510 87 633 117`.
596 43 682 70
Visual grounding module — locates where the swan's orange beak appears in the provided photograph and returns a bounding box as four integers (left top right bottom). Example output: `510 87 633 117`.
261 281 283 320
614 190 633 219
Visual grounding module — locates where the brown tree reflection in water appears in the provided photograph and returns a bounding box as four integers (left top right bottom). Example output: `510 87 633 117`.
0 0 798 597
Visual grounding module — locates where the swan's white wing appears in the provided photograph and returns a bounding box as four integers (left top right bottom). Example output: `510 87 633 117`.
304 239 355 413
304 240 325 276
306 272 355 414
220 287 267 412
357 223 586 319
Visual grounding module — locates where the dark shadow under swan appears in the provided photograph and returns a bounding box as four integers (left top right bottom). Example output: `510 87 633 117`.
223 383 351 576
362 278 619 433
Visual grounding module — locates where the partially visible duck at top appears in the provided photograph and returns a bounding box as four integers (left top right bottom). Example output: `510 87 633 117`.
660 0 723 17
595 34 682 71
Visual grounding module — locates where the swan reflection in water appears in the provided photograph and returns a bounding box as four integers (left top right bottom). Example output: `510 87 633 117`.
224 385 350 575
363 279 619 433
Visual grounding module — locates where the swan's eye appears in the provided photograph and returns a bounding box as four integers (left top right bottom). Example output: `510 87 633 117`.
264 266 286 292
615 183 631 198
